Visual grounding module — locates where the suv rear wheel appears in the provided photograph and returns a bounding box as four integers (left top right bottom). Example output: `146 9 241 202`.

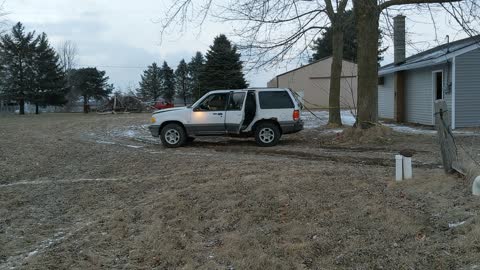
255 122 281 147
160 123 186 148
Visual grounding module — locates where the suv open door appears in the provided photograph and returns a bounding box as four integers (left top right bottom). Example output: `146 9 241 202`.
225 91 247 134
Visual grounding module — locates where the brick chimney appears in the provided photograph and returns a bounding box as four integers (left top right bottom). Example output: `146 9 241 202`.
393 15 406 65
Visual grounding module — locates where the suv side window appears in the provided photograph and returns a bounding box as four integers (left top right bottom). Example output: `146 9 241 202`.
196 93 229 111
258 91 294 109
227 92 246 111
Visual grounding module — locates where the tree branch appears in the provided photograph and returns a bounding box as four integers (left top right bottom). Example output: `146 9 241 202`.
380 0 462 11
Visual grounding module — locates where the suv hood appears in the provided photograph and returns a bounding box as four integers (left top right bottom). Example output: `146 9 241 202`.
152 107 188 115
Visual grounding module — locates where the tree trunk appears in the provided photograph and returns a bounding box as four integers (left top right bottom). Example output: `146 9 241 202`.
328 21 344 127
35 103 39 115
83 96 89 113
184 96 187 106
354 0 380 129
19 99 25 115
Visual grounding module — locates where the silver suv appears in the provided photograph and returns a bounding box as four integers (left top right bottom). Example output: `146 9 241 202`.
148 88 303 147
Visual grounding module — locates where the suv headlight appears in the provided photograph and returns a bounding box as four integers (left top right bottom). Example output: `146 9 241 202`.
150 117 156 123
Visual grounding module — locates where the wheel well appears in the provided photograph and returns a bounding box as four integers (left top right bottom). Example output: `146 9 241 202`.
159 121 187 135
252 119 282 134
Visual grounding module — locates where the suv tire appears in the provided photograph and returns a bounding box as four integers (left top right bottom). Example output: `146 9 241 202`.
160 123 187 148
255 122 281 147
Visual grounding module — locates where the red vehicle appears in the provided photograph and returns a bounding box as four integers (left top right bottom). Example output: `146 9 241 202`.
153 99 174 110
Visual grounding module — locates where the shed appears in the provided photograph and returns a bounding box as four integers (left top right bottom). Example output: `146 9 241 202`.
267 56 358 109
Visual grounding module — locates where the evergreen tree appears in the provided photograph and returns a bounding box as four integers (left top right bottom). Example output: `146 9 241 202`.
188 51 205 100
174 59 190 106
200 35 247 94
138 62 162 101
310 10 357 63
30 33 67 114
310 10 385 64
70 68 112 113
0 22 39 115
160 61 175 102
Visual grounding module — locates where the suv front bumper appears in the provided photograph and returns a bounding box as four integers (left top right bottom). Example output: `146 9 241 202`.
280 120 304 134
148 125 161 137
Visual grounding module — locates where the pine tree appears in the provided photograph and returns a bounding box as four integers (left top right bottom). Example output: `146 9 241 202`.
200 35 247 94
70 68 112 113
188 52 205 100
310 10 385 64
30 33 67 114
310 10 357 63
138 62 162 101
0 22 39 115
160 61 175 102
174 59 190 106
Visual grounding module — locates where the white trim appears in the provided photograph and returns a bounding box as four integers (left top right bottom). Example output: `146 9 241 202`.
452 56 456 130
432 69 444 125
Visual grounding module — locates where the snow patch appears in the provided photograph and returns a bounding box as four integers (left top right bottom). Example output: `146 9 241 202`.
96 140 116 145
125 145 144 149
301 110 356 129
448 221 467 228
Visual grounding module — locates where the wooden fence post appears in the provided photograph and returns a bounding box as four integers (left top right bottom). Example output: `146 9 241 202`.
434 100 458 173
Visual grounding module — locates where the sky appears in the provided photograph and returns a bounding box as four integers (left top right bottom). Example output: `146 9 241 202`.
2 0 472 92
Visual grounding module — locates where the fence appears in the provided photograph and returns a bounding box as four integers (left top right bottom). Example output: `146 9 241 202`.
0 102 65 114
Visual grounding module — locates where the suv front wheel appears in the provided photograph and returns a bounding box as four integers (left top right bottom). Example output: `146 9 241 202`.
160 123 187 148
255 122 281 147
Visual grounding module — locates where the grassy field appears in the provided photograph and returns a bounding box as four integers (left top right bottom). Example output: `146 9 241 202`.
1 113 479 269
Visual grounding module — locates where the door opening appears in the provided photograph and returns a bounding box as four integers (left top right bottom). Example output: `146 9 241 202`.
435 72 443 100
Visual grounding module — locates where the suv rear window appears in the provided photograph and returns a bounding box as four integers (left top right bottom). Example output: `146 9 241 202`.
258 91 294 109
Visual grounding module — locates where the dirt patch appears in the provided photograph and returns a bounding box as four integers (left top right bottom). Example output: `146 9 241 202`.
1 113 480 269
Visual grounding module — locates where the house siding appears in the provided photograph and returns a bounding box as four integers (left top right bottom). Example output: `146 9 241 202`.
378 74 394 119
455 48 480 127
405 68 434 125
404 64 452 126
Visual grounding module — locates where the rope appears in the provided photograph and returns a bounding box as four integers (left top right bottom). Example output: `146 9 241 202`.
290 90 327 124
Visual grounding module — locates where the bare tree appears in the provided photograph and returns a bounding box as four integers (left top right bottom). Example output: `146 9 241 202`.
325 0 349 127
57 40 79 111
58 40 78 73
161 0 355 126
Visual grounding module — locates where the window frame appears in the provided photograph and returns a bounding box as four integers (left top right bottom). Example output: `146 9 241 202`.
193 92 229 112
226 91 247 111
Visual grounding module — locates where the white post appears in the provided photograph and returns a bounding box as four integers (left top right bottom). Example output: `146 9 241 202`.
403 157 413 179
473 176 480 196
395 155 403 181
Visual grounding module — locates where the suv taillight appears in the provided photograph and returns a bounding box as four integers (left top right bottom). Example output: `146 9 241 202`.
293 110 300 121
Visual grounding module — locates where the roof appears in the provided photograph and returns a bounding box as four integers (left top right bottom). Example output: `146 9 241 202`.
207 88 288 94
379 35 480 76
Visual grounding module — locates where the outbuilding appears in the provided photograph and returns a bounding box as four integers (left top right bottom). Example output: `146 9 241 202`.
267 56 358 109
378 15 480 129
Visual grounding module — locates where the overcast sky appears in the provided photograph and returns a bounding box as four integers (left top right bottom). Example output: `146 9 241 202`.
3 0 471 92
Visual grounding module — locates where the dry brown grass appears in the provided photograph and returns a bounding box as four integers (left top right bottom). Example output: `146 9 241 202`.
1 114 480 269
336 125 394 144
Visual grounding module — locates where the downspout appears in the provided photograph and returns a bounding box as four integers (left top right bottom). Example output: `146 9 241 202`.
452 56 456 130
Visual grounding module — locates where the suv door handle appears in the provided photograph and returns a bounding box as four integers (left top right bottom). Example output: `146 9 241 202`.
213 113 223 116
